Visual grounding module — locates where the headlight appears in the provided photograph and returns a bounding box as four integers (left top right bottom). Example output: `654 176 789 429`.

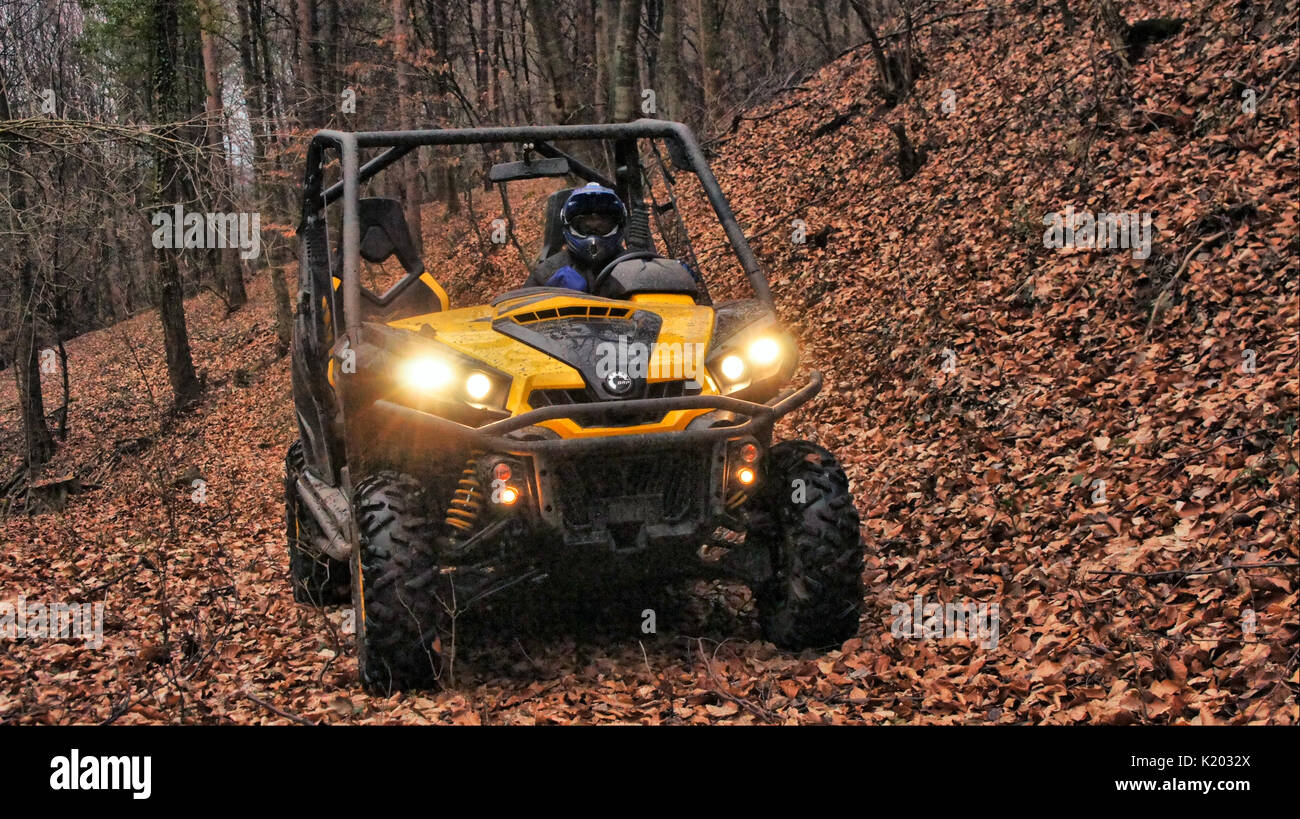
748 336 781 366
465 371 493 401
402 356 453 392
396 350 509 409
708 329 796 394
720 354 746 381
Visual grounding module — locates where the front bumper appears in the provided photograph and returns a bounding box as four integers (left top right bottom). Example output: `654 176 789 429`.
371 371 823 553
372 370 822 455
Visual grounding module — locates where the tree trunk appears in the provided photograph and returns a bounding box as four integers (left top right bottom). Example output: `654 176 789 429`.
1093 0 1130 68
0 79 55 467
1058 0 1077 32
657 0 682 120
696 0 723 120
765 0 784 74
849 0 893 88
298 0 322 127
391 0 424 254
611 0 643 121
530 0 576 124
199 0 247 310
151 0 203 408
574 0 596 118
815 1 835 59
491 0 508 120
322 0 341 114
13 322 56 469
595 0 616 121
237 0 292 354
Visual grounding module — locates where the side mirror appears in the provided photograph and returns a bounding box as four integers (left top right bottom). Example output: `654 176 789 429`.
488 156 572 183
358 197 423 275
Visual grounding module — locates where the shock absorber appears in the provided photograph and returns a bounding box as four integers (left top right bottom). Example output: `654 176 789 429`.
445 453 484 534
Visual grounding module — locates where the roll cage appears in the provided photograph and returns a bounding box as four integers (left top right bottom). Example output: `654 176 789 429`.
298 119 775 339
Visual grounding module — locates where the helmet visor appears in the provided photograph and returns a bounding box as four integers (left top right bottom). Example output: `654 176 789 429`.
569 212 621 237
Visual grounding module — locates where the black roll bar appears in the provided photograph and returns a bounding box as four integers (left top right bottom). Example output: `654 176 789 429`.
301 119 774 337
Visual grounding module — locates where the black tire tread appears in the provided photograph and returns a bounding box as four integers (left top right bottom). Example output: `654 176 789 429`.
749 441 865 649
353 471 445 691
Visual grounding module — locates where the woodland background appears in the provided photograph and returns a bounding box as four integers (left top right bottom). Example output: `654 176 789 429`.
0 0 1296 724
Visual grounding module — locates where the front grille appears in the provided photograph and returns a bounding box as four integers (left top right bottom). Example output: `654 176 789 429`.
527 386 589 408
552 450 708 528
510 304 634 324
527 380 702 426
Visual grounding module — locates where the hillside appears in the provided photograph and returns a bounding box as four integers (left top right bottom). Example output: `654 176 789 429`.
1 0 1295 724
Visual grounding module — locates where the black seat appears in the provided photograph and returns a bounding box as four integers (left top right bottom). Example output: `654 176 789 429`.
535 187 576 266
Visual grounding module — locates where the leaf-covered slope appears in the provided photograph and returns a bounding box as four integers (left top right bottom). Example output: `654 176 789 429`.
0 0 1294 724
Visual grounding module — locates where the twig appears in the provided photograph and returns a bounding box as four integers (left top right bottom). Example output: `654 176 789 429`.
1089 561 1300 580
695 638 774 722
199 283 234 315
1154 429 1268 481
638 639 654 679
1126 636 1151 724
1142 231 1228 342
1259 53 1299 103
244 692 317 726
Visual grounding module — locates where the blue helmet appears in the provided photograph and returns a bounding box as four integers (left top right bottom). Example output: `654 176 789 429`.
561 183 626 266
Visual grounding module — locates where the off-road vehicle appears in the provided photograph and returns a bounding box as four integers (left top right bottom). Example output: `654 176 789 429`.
285 120 864 690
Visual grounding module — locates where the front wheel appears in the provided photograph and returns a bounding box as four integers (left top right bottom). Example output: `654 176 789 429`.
352 471 446 691
747 441 864 649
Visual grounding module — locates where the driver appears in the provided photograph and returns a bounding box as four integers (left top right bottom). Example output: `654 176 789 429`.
526 183 626 292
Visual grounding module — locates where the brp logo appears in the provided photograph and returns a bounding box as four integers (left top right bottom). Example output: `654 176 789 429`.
604 370 633 395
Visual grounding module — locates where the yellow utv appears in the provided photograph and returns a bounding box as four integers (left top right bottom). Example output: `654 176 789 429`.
285 121 864 690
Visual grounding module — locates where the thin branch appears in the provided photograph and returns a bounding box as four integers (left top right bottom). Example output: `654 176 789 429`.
1089 561 1300 580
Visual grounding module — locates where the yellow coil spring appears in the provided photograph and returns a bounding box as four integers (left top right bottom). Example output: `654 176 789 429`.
445 455 484 532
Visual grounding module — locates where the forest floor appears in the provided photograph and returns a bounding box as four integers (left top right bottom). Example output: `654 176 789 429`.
1 0 1296 724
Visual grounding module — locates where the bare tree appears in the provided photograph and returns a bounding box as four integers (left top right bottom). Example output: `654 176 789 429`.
657 0 683 120
696 0 723 119
150 0 202 407
530 0 578 124
391 0 424 253
611 0 643 121
199 0 247 310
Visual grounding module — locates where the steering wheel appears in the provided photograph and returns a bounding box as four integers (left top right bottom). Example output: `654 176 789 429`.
592 250 661 295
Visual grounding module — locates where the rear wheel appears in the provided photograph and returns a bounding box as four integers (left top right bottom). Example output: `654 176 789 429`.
747 441 864 649
285 440 350 606
352 471 446 691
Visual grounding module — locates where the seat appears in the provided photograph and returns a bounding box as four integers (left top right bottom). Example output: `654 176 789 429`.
330 197 450 322
535 187 576 266
361 273 449 321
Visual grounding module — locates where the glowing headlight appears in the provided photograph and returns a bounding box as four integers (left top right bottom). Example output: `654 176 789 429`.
748 336 781 366
720 354 746 381
465 371 493 401
402 357 452 392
